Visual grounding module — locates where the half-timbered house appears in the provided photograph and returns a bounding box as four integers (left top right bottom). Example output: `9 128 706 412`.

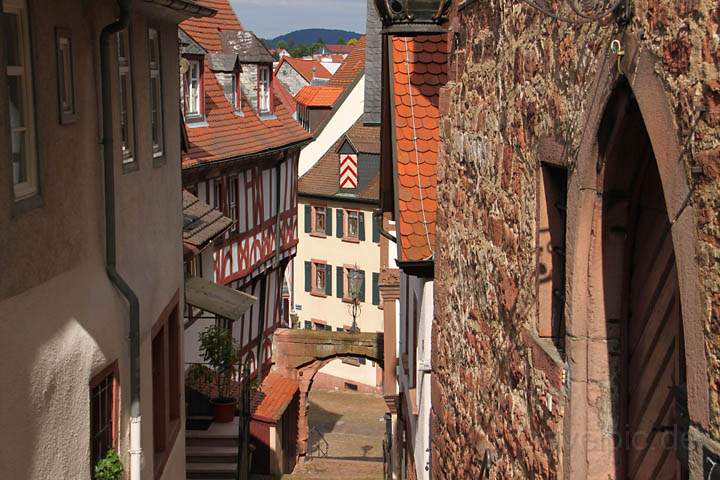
179 0 311 386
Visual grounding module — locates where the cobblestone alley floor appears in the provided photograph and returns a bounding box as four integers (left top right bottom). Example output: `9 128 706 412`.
254 389 387 480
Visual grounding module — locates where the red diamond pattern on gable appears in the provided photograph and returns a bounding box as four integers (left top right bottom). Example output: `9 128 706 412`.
340 154 358 189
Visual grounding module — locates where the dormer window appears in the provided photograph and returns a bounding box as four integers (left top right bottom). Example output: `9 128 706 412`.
231 70 241 111
258 65 270 113
183 57 203 120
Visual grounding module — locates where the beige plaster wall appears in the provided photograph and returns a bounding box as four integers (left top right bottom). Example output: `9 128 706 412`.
0 2 186 478
292 197 383 387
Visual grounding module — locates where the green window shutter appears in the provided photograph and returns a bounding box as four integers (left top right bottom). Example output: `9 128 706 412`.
325 264 333 296
359 270 366 302
336 208 344 238
372 272 380 306
304 261 312 292
336 266 344 298
372 215 380 243
304 205 311 233
358 212 366 241
326 207 333 236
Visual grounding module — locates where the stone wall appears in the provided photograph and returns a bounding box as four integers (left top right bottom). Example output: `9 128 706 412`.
432 1 720 478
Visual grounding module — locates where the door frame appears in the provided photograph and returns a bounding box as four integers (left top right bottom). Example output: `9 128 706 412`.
562 35 709 479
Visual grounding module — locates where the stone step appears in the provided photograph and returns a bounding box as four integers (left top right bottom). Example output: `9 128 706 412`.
186 462 238 479
186 446 239 464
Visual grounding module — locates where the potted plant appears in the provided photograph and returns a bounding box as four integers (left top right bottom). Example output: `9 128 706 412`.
94 449 123 480
198 325 240 423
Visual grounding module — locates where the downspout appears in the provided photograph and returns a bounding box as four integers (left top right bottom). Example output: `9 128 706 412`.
100 2 142 480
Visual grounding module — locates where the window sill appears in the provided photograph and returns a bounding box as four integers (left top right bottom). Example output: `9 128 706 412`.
310 291 327 298
259 112 276 121
122 160 139 175
309 232 327 239
186 119 208 128
11 193 44 217
342 237 360 244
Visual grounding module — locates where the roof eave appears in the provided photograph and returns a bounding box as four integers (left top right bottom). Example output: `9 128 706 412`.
144 0 216 18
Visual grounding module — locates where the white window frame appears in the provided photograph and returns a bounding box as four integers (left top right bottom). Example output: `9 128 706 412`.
228 175 238 232
313 206 326 235
5 0 38 201
347 210 360 239
314 263 326 293
258 65 270 113
117 30 135 165
185 58 202 119
148 27 164 159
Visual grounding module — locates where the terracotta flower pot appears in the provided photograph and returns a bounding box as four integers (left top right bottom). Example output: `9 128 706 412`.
210 398 237 423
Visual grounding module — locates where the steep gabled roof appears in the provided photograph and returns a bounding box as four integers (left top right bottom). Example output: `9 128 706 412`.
276 57 332 83
273 78 297 116
326 36 366 91
295 86 343 108
220 30 274 64
299 119 380 202
179 4 311 168
180 0 244 52
390 34 447 262
251 373 299 423
324 44 354 55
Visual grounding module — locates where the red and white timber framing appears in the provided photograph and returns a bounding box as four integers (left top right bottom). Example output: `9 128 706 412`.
340 153 358 189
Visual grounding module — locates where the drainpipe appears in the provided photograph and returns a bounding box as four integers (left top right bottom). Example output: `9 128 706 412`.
100 2 142 480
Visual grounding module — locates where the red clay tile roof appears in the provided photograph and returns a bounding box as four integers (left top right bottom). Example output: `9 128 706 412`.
299 119 380 201
324 44 354 55
273 78 297 116
326 36 366 91
180 0 243 52
276 57 332 83
391 34 448 262
182 190 232 255
180 3 311 167
295 86 344 108
251 373 299 423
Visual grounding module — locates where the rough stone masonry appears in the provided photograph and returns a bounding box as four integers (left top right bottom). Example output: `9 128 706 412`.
431 1 720 478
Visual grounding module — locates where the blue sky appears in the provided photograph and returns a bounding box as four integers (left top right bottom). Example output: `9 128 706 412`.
230 0 366 39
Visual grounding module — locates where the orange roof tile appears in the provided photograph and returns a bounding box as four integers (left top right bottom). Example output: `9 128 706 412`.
391 34 448 262
179 2 311 168
295 86 344 108
250 373 299 423
181 0 243 52
276 57 332 83
326 36 366 92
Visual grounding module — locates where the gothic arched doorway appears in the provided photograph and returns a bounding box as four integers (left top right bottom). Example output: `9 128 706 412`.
599 80 688 479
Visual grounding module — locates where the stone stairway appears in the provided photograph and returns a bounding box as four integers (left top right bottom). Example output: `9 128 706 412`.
186 417 239 479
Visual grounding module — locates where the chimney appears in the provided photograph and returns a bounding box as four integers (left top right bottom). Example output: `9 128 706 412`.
363 0 382 124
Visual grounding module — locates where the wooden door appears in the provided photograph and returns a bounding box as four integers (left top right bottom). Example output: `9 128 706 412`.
625 157 686 480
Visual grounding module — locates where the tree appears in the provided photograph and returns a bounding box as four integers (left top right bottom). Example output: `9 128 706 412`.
347 38 358 46
316 37 325 45
276 40 289 50
337 37 346 45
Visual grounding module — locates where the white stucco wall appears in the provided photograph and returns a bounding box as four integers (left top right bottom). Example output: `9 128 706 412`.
298 76 365 176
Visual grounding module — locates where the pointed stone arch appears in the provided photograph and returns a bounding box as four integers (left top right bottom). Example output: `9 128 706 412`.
563 37 709 479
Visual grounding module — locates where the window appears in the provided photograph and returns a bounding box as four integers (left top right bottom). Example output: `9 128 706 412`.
315 206 326 233
304 320 312 330
315 266 326 292
305 261 331 296
184 58 203 119
117 30 135 164
347 211 359 239
212 179 222 210
148 28 164 159
152 300 181 478
232 71 241 111
228 176 239 232
56 28 76 124
537 163 568 353
258 65 270 113
339 209 365 241
4 0 38 200
90 363 118 471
